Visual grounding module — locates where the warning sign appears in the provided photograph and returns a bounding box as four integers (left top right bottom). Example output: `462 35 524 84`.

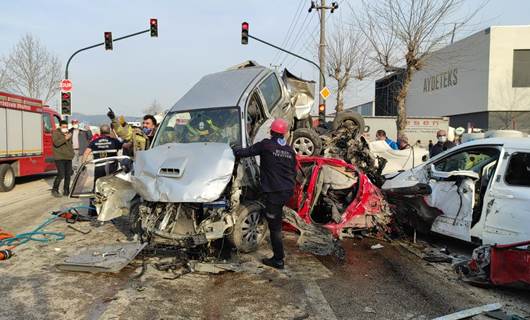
320 86 331 100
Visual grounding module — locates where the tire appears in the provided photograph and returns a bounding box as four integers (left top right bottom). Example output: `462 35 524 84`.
292 128 322 156
0 164 15 192
128 197 143 235
229 201 268 253
332 111 365 139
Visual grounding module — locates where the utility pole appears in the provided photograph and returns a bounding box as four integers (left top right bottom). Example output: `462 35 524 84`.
309 1 338 122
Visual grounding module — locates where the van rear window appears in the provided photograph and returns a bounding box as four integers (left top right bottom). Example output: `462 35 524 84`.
505 153 530 187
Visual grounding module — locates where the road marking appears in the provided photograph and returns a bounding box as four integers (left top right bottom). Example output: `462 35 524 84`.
303 280 338 320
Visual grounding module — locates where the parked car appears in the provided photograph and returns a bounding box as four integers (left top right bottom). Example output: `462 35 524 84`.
382 138 530 245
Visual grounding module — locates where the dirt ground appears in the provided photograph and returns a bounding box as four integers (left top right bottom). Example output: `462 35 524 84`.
1 176 529 320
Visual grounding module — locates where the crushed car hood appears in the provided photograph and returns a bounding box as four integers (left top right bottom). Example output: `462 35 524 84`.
132 143 235 203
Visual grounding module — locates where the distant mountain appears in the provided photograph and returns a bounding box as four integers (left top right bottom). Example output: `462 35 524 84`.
71 112 141 126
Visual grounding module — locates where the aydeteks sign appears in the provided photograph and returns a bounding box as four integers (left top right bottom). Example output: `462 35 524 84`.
423 68 458 93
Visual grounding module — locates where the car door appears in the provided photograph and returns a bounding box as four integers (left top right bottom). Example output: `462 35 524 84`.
480 148 530 245
427 147 500 241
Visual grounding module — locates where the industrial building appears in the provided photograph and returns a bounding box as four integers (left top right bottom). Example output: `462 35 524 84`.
374 26 530 132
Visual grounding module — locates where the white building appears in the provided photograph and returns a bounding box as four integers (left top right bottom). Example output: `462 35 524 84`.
382 26 530 132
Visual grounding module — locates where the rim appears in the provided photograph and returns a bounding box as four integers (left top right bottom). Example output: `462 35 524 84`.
293 137 315 156
3 168 14 187
241 210 266 246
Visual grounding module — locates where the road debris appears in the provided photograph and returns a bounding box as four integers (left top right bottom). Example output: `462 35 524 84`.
432 303 502 320
454 240 530 288
370 243 384 250
56 242 147 273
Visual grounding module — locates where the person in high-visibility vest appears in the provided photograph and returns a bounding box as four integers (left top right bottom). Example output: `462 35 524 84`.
185 114 222 142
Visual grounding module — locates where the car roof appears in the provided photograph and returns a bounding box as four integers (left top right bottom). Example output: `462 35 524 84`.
457 137 530 150
169 66 269 112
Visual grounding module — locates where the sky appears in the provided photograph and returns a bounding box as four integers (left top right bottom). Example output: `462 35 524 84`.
1 0 529 116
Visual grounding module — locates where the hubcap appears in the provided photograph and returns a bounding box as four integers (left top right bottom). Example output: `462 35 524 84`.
293 137 315 156
3 168 14 187
241 210 265 246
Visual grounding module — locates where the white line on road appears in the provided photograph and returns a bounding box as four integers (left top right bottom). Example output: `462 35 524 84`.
303 280 338 320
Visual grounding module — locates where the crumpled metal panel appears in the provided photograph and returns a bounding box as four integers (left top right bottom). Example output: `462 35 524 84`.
56 243 147 273
133 142 235 203
95 174 137 222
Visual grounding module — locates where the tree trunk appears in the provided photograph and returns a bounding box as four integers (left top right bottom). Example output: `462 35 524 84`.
395 67 413 138
335 88 344 112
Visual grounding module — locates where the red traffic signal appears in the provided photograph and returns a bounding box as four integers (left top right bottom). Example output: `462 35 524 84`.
61 92 72 116
241 22 249 45
150 18 158 37
104 32 113 50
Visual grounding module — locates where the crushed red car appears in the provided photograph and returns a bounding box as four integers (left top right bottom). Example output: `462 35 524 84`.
282 156 392 256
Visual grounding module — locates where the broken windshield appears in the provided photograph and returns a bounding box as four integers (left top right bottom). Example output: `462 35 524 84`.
153 107 241 147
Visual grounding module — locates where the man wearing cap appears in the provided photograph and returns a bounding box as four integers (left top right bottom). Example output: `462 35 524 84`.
430 129 456 157
70 119 92 170
232 118 296 269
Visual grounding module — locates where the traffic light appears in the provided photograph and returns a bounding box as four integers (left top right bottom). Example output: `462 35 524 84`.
150 18 158 37
104 32 113 50
241 22 249 45
61 92 72 116
318 104 325 120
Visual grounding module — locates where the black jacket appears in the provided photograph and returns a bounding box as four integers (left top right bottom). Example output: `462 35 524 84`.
430 141 456 157
234 138 297 194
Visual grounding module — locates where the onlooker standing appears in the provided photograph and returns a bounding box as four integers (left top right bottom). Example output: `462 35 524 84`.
430 130 456 157
70 119 92 170
142 114 158 146
376 129 399 150
51 120 74 197
398 134 411 150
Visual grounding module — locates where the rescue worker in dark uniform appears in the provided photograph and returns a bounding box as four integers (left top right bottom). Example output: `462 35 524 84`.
81 124 123 180
232 118 296 269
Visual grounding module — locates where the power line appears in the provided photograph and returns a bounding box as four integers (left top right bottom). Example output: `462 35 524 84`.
280 11 312 67
272 0 306 65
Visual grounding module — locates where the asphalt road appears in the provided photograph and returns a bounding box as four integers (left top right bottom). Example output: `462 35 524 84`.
1 176 529 320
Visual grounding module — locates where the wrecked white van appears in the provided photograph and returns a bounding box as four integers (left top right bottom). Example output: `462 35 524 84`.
382 138 530 245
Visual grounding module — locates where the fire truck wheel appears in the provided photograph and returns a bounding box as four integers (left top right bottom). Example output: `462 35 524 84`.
0 164 15 192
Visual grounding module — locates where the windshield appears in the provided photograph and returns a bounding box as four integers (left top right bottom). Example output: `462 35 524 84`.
153 107 241 147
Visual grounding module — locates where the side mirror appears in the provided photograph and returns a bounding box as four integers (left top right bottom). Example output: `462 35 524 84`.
364 125 370 133
422 155 429 162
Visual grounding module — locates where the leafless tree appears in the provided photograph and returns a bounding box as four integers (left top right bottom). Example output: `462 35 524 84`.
3 34 62 104
143 99 163 115
355 0 484 136
326 23 375 112
0 59 10 90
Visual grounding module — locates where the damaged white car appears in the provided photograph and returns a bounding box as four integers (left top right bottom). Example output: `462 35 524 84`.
71 61 321 253
382 138 530 245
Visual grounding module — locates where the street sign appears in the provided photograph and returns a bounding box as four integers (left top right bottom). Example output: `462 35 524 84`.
320 86 331 100
60 79 72 92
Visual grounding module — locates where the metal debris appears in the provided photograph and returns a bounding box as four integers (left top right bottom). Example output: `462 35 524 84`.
432 303 502 320
56 242 147 273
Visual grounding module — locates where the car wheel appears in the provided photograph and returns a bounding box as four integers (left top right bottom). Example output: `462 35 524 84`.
293 128 322 156
332 111 365 139
0 164 15 192
128 197 143 235
229 201 267 253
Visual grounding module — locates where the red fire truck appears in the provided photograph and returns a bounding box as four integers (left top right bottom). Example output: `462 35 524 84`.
0 91 62 192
